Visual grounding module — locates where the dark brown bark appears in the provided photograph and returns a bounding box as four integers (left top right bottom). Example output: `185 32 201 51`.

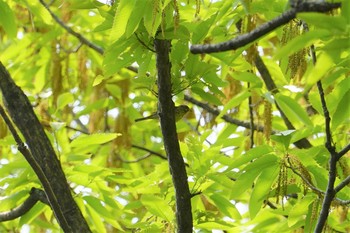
0 62 91 232
154 39 193 232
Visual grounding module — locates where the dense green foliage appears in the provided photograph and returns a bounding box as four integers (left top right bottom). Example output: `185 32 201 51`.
0 0 349 232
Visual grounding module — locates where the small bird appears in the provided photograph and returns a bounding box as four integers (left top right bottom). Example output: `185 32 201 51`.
135 105 190 122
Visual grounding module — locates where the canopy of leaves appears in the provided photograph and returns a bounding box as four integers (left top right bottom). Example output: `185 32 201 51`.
0 0 349 232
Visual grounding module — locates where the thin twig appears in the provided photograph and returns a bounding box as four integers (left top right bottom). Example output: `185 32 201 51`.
334 175 350 194
38 0 139 74
135 33 155 52
248 83 254 148
120 153 152 163
338 143 350 160
310 37 339 232
131 144 167 160
285 158 323 196
285 160 348 206
184 94 267 133
38 0 104 55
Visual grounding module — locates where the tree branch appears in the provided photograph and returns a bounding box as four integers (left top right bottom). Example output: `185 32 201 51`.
154 39 193 232
131 144 168 160
309 39 338 232
0 188 48 222
248 83 255 148
338 143 350 160
39 0 104 55
334 175 350 194
286 159 349 206
0 62 91 232
184 94 267 133
190 2 341 54
254 55 312 149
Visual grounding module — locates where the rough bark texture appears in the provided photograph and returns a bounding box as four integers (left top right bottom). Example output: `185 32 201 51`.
154 39 193 232
0 62 91 232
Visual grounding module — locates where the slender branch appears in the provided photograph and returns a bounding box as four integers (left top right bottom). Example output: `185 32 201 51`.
285 158 323 196
186 88 311 149
120 153 152 163
248 84 255 148
184 94 267 133
131 144 167 160
0 188 48 222
190 2 341 54
39 0 104 55
38 0 139 74
135 33 155 52
334 175 350 194
309 38 338 232
338 143 350 160
254 55 312 149
131 144 190 167
316 82 335 154
285 160 348 206
155 39 193 232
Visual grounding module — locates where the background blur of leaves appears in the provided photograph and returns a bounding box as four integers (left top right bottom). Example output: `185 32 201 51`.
0 0 349 232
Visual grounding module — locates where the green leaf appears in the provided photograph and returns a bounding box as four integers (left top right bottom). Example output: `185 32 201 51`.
70 133 120 148
274 29 331 60
275 94 313 127
109 0 136 42
143 0 161 36
297 13 347 33
19 202 47 226
230 153 278 199
249 165 279 219
195 221 236 231
207 173 236 190
305 52 335 88
0 0 16 38
322 38 350 63
27 1 52 25
0 190 28 210
86 202 106 233
56 92 74 111
84 196 124 230
209 194 241 220
84 196 114 219
92 74 106 86
228 145 273 170
192 86 222 106
288 194 316 227
218 90 251 118
69 0 104 9
192 13 217 43
103 40 136 76
270 130 295 150
233 71 263 84
75 98 109 117
341 0 350 23
331 89 350 130
140 194 174 222
124 1 147 37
